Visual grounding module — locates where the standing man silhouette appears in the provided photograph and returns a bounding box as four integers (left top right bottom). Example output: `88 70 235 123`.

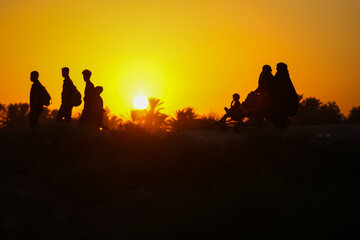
79 69 95 125
29 71 45 127
57 67 74 123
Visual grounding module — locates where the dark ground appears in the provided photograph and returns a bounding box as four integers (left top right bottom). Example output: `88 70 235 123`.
1 124 359 239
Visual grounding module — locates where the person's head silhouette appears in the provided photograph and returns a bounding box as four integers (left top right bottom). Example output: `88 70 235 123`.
62 67 70 78
30 71 39 82
95 86 103 95
82 69 92 82
262 65 272 73
233 93 240 101
276 62 288 72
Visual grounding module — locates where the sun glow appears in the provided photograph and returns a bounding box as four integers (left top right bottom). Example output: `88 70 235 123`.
133 95 149 109
0 1 358 115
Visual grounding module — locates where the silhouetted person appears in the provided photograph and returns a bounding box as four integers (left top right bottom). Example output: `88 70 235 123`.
220 93 242 122
57 67 74 123
242 65 275 121
79 69 95 125
253 65 275 118
94 86 104 128
30 71 50 127
271 62 299 127
254 65 275 96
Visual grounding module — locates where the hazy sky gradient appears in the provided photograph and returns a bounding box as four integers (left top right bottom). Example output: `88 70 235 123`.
0 0 359 116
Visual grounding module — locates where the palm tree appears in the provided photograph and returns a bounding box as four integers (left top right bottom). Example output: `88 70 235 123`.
169 107 198 131
130 97 168 131
145 97 168 130
148 97 164 115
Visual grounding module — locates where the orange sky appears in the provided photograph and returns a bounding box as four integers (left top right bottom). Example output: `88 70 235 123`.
0 0 359 116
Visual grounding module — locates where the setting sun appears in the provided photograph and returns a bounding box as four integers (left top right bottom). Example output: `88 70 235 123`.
133 95 149 109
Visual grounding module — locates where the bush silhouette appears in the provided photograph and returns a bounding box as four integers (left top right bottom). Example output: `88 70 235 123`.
168 107 216 131
348 106 360 123
0 103 30 128
293 96 344 125
169 107 198 131
0 103 6 127
103 107 124 129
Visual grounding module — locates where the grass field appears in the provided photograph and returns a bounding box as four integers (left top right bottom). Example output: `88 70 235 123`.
1 124 360 239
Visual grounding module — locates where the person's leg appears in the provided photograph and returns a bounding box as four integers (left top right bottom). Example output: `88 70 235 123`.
79 110 84 125
64 106 72 123
29 109 36 127
231 110 243 121
36 106 44 126
30 106 43 127
79 107 89 126
220 113 230 122
57 105 64 122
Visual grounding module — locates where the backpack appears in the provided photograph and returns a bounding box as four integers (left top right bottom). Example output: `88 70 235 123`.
72 85 82 107
40 85 51 106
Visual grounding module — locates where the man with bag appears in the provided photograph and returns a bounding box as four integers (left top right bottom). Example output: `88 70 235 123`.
57 67 81 123
30 71 51 127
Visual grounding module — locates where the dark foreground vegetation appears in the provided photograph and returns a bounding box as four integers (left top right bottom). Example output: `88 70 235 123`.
1 124 359 239
2 95 360 131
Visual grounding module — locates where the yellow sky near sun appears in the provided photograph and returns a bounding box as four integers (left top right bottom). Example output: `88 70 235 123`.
0 0 359 116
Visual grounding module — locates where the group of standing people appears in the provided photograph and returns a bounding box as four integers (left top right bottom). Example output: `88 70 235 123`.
29 68 104 128
30 62 298 129
220 62 299 128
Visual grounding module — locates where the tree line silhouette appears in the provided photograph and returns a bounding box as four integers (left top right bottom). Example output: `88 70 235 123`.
1 95 359 130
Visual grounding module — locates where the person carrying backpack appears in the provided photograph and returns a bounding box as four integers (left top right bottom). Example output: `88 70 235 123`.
57 67 81 123
30 71 51 127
